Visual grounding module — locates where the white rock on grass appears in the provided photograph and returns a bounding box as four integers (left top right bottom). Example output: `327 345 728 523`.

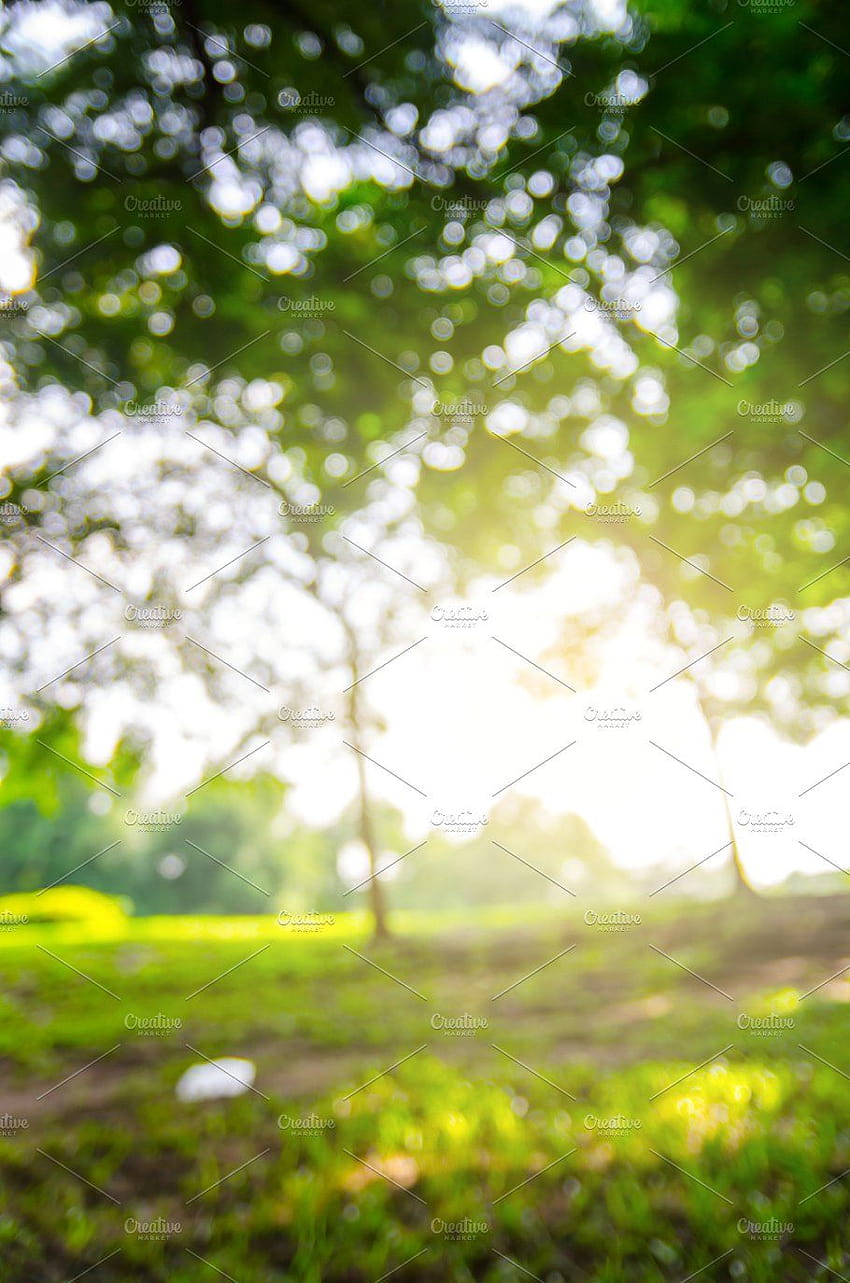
175 1057 256 1102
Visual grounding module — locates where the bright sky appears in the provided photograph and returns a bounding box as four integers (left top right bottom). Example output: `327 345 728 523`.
272 548 850 892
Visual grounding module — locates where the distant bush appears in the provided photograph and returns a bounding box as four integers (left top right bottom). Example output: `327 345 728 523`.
0 886 130 927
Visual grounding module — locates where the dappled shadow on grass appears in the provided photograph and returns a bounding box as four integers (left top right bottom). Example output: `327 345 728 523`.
2 1051 848 1282
2 896 850 1279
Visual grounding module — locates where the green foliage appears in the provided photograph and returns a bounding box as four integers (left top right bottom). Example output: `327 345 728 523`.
1 896 849 1280
0 884 128 926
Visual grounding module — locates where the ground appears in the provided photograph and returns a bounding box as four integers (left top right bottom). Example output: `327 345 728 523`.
1 893 849 1281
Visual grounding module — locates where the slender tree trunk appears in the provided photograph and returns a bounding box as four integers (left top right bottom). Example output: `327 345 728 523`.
700 696 757 897
345 635 390 939
352 741 390 938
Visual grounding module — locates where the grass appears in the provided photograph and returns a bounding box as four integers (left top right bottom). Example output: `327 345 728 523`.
1 893 850 1281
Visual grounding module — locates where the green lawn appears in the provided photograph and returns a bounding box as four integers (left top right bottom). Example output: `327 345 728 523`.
1 894 849 1281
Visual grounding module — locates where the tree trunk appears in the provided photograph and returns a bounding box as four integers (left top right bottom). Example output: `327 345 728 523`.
717 770 757 896
353 741 390 938
345 635 390 940
700 698 758 898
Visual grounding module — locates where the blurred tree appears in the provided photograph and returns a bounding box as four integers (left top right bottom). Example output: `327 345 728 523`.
2 0 850 922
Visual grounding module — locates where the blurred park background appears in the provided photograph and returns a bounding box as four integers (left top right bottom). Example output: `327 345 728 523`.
2 0 850 1278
